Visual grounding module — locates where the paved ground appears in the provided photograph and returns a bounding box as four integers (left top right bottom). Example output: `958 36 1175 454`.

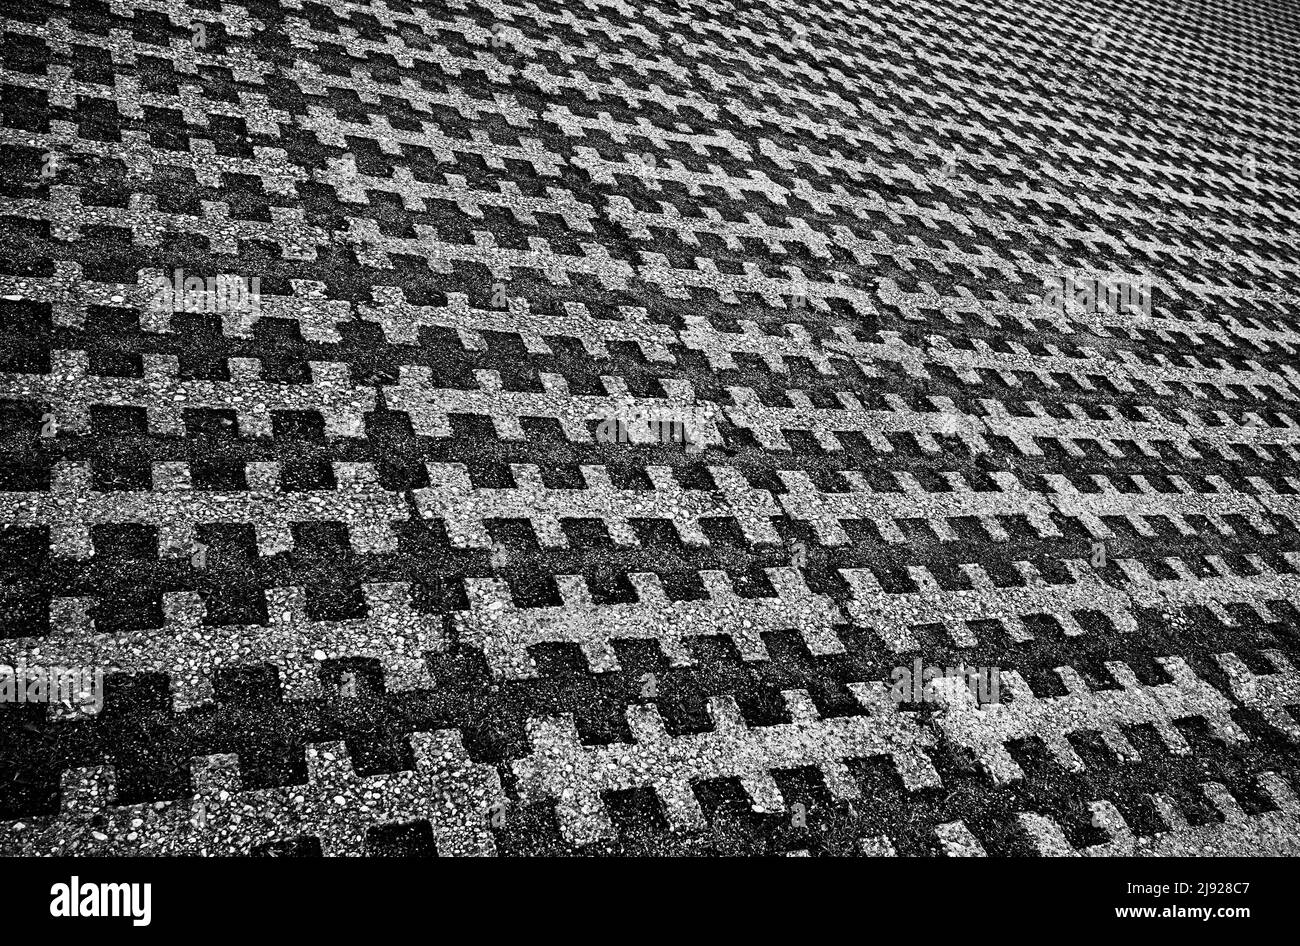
1 0 1299 856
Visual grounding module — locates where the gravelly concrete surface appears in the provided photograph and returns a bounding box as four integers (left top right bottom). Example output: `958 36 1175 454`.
1 0 1299 857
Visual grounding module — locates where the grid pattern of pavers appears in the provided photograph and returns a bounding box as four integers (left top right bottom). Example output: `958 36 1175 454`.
1 0 1299 856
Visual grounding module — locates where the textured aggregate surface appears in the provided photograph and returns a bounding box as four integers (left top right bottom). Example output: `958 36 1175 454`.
1 0 1299 857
